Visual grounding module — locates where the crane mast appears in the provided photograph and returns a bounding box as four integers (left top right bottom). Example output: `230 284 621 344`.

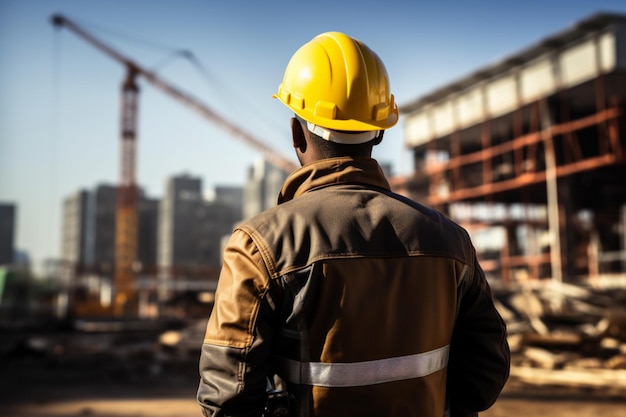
51 14 298 317
115 68 140 315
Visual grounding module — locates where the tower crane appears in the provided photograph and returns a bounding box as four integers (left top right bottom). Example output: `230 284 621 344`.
51 14 298 316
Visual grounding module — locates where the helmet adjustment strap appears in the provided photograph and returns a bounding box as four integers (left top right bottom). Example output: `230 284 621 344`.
306 122 381 144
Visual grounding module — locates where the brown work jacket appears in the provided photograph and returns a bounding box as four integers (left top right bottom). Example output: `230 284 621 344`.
197 157 510 417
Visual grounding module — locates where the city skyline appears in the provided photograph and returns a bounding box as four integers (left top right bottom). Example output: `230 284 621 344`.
38 161 283 272
2 1 626 270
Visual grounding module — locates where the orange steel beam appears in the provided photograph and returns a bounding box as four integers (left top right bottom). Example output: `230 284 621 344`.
513 107 524 177
425 106 621 176
428 153 620 205
559 89 584 164
481 121 492 186
507 253 551 267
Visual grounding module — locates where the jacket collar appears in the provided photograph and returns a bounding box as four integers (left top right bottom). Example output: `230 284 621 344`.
277 157 391 204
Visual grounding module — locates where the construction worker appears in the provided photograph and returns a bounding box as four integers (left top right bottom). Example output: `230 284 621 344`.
197 32 510 417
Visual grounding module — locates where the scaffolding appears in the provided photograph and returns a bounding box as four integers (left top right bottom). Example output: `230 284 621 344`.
398 13 626 284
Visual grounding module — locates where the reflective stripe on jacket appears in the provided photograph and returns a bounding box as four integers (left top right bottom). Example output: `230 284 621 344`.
197 157 510 417
276 344 450 387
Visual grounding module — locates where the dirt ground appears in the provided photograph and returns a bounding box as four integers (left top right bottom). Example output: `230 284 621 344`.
1 365 625 417
2 394 626 417
482 385 626 417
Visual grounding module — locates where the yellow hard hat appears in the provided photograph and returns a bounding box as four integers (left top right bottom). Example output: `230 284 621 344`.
274 32 399 136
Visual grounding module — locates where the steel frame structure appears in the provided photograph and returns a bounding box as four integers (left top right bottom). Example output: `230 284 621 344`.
401 74 626 284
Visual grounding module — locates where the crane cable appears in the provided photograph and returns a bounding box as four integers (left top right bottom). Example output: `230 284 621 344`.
49 26 63 274
65 16 286 139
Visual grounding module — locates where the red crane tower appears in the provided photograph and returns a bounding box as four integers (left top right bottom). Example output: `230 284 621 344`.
51 15 298 316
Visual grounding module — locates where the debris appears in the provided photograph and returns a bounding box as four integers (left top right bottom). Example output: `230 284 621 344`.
495 279 626 393
510 366 626 390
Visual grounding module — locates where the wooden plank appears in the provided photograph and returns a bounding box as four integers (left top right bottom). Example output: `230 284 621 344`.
510 365 626 389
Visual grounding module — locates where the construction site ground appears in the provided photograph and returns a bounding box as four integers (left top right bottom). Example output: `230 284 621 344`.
6 279 626 417
1 355 625 417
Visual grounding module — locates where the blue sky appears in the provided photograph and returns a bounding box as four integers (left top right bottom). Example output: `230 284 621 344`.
1 0 625 270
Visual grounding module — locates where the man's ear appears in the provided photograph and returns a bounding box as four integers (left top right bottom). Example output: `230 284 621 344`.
291 117 307 152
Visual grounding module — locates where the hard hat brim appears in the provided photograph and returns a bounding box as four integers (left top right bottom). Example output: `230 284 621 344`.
273 94 399 131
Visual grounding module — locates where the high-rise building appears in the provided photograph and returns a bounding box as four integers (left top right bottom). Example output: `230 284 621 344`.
215 186 243 220
61 191 89 270
84 185 117 272
158 174 243 282
137 197 159 274
158 175 202 279
243 158 289 220
61 184 158 275
0 203 16 265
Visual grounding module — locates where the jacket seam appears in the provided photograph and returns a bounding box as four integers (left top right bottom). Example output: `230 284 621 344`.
271 251 472 279
237 225 278 278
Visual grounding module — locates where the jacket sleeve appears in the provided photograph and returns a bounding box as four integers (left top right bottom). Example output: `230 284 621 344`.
197 229 277 417
446 252 510 416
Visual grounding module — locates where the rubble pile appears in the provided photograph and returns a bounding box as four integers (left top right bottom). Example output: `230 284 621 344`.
3 281 626 396
0 317 205 387
493 280 626 394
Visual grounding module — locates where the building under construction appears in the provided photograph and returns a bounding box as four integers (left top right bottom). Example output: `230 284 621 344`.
396 13 626 284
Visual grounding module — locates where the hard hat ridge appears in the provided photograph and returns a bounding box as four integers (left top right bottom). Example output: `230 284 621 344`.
274 31 398 142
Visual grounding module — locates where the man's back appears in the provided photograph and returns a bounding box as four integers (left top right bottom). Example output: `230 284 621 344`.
198 158 509 417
